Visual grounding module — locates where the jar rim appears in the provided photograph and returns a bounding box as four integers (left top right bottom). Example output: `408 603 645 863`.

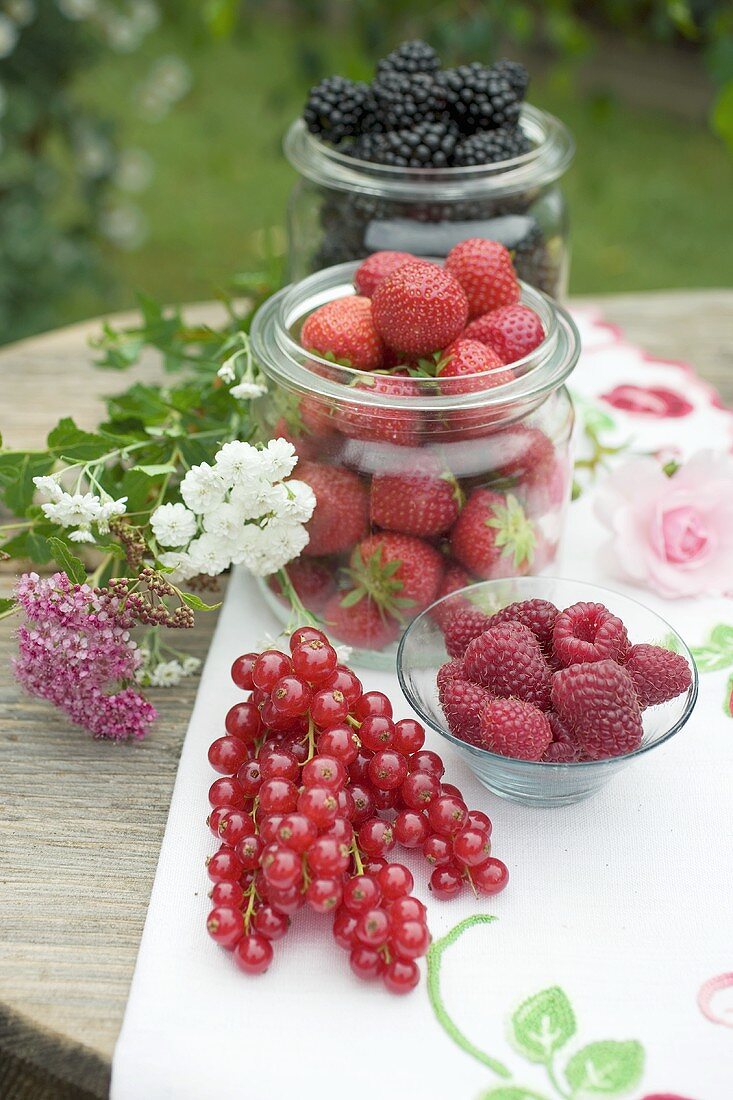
283 105 575 200
251 259 580 416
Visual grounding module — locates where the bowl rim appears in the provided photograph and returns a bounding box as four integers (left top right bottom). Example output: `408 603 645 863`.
396 576 699 769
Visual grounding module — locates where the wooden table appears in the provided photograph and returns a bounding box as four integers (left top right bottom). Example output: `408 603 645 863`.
1 291 731 1100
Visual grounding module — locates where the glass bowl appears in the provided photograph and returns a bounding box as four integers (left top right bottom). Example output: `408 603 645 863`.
396 576 698 807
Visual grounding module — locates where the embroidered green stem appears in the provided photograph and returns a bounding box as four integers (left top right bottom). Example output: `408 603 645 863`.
547 1056 572 1100
426 914 511 1080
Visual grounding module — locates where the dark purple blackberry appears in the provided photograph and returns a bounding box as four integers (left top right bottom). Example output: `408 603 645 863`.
437 63 521 134
491 59 529 100
376 40 441 77
347 120 458 168
453 125 531 166
303 75 374 144
371 71 447 130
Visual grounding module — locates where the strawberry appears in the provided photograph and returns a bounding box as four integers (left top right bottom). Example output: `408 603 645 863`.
354 251 416 297
295 461 369 557
335 372 423 447
348 532 444 619
436 338 514 396
444 238 520 319
273 416 318 462
323 591 401 650
489 426 565 517
268 558 336 612
464 304 544 364
370 469 462 538
450 489 536 579
300 296 384 371
429 563 473 629
371 261 468 358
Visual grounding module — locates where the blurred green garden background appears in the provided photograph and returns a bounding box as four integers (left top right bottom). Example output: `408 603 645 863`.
2 0 733 343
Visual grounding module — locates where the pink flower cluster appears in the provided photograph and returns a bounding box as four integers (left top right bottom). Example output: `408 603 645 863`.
14 572 157 741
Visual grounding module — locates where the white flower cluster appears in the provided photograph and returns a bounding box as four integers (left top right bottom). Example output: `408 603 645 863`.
217 335 267 402
33 476 128 543
134 653 201 688
150 439 316 581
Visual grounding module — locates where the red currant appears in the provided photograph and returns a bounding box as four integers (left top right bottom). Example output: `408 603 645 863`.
467 810 492 835
472 857 509 895
409 750 445 780
317 723 360 765
310 688 349 727
207 848 245 884
289 626 328 651
258 813 284 844
335 788 355 821
343 875 382 914
368 749 408 791
349 945 383 981
307 836 350 877
208 735 250 774
259 748 299 783
207 906 245 948
427 795 468 837
291 640 338 684
388 895 426 924
275 812 317 853
423 833 453 866
394 809 430 849
252 904 289 941
349 783 375 826
349 751 374 785
401 770 440 810
224 701 262 743
209 881 245 909
297 785 340 829
392 718 425 755
440 782 464 800
325 816 354 845
429 862 464 900
208 776 247 810
333 908 358 950
372 787 400 812
302 754 347 791
267 885 304 916
258 778 299 815
208 806 228 837
453 827 492 867
357 818 395 858
234 834 264 870
233 933 273 974
252 650 292 692
236 759 262 798
377 862 413 901
261 843 302 890
306 876 343 913
391 919 430 960
362 857 387 877
383 957 419 995
358 715 395 752
270 675 312 717
353 691 393 720
354 907 390 948
231 652 257 690
218 809 255 847
322 665 363 706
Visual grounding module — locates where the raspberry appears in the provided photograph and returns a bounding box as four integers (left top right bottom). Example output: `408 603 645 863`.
552 601 630 667
478 697 552 761
443 608 493 658
436 658 465 692
624 644 692 708
488 598 559 654
464 622 551 710
438 678 493 746
551 660 643 760
543 712 583 763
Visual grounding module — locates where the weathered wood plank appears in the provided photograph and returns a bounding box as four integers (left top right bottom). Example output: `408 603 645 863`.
0 291 730 1100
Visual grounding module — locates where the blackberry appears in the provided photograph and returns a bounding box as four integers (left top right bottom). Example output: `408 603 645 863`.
376 39 441 77
491 59 529 100
371 71 447 131
453 125 531 166
303 75 373 144
347 121 458 168
438 63 521 134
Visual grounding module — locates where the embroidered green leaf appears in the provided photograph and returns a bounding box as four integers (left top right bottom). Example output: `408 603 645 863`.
690 645 732 672
710 624 733 653
46 537 87 585
564 1040 644 1095
510 987 576 1064
723 672 733 719
480 1088 550 1100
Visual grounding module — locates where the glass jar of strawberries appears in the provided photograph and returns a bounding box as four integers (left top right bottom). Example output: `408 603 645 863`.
251 242 579 667
284 104 574 299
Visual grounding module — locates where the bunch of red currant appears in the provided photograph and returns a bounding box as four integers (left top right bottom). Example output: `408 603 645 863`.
205 626 508 994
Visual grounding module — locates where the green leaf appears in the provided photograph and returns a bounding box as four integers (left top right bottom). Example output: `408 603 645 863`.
181 592 222 611
480 1090 550 1100
25 532 53 564
47 418 114 462
690 645 732 673
564 1040 644 1095
510 987 576 1064
46 537 87 585
710 624 733 653
0 452 54 514
0 597 17 616
130 464 177 477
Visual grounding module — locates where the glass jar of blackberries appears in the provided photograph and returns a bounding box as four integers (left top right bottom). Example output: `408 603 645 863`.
251 259 579 668
284 104 574 299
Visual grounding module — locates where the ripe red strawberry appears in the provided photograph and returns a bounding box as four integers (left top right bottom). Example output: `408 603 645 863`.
487 598 559 655
273 416 319 462
465 304 544 364
370 469 462 538
551 660 643 760
300 296 384 371
553 602 630 667
268 558 336 612
323 591 401 650
437 338 515 396
335 372 423 448
295 461 369 557
371 262 468 358
439 678 493 746
354 251 416 297
490 427 567 519
443 608 493 659
444 238 520 319
348 532 444 618
430 564 473 629
478 697 552 761
463 622 552 710
624 644 692 708
450 489 536 579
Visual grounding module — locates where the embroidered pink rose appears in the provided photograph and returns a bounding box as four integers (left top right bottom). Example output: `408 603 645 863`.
601 384 693 418
595 451 733 598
